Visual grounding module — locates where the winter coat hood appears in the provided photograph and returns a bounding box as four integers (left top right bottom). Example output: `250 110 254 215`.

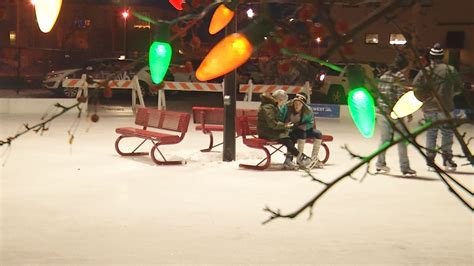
260 93 277 106
257 93 289 140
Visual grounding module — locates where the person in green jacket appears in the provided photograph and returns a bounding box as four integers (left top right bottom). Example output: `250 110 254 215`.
279 93 324 169
257 92 311 169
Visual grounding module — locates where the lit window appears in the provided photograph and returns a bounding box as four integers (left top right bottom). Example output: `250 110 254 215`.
389 34 406 45
365 33 379 44
9 31 16 45
133 11 151 29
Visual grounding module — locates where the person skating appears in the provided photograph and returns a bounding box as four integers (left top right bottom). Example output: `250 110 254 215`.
375 53 417 177
412 43 463 172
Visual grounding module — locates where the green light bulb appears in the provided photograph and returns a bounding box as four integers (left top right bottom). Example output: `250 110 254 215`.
348 87 375 138
149 41 172 84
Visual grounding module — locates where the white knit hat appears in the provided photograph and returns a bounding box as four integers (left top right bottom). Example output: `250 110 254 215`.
272 89 288 101
429 43 444 56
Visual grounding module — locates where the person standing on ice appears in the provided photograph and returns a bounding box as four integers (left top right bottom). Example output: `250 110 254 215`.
257 92 311 169
375 53 417 177
278 93 324 169
412 43 463 172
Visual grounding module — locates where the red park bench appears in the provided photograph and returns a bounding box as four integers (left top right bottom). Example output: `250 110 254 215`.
114 107 191 165
237 115 333 170
192 106 257 152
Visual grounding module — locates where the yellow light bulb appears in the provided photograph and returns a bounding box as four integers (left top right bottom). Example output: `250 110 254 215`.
390 90 423 119
196 33 252 81
209 4 235 35
35 0 62 33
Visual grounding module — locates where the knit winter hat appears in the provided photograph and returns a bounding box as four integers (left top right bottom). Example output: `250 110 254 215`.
294 93 307 104
429 43 444 56
272 89 288 101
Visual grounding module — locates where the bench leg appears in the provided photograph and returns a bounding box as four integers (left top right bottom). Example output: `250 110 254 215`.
201 131 215 152
256 144 285 166
150 143 186 165
115 136 149 156
239 146 272 170
320 143 330 164
201 133 242 153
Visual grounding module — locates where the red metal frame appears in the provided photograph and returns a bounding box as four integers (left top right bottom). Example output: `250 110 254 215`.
237 116 333 170
237 116 285 170
114 108 190 165
192 106 257 152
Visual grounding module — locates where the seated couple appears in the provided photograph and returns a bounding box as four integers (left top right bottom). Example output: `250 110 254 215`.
257 90 324 170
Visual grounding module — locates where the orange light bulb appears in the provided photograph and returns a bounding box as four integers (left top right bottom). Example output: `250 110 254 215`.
196 33 253 81
209 4 235 35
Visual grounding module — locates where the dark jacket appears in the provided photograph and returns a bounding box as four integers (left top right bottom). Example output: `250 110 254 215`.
412 61 463 112
257 93 289 140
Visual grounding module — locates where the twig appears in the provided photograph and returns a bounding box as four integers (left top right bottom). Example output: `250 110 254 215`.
0 102 83 146
341 144 365 160
262 119 472 224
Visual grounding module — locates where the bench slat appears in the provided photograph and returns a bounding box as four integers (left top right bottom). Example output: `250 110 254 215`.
115 107 191 165
115 127 181 144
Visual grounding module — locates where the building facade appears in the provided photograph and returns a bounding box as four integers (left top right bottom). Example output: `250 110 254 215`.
0 0 472 81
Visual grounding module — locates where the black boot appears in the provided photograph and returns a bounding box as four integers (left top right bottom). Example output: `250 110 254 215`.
427 155 436 172
443 155 457 172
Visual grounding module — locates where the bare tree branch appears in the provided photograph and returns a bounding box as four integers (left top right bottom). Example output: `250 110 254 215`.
0 103 84 147
263 118 473 224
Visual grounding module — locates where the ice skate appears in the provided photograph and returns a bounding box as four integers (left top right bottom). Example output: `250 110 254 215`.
427 157 436 172
307 138 324 169
307 158 324 170
296 154 312 170
376 165 390 174
402 169 417 177
283 154 298 170
296 139 311 170
443 159 457 172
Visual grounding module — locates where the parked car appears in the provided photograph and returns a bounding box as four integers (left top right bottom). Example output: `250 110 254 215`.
236 60 265 84
317 63 375 104
43 58 171 98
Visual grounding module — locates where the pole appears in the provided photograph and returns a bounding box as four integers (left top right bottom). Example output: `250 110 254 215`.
15 0 20 49
31 3 35 48
222 9 238 162
124 17 128 58
15 0 21 94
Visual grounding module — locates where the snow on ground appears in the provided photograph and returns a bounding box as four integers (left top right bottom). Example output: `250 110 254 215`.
0 105 472 264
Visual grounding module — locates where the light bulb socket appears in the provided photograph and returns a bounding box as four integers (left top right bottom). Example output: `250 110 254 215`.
346 65 367 90
413 87 430 102
224 0 239 10
153 22 171 42
242 18 273 48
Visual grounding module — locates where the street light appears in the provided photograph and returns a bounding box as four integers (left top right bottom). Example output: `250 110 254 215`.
316 37 321 56
122 9 129 58
246 8 255 18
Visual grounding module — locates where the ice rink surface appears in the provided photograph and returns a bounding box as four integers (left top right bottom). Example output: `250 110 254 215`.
1 101 472 264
